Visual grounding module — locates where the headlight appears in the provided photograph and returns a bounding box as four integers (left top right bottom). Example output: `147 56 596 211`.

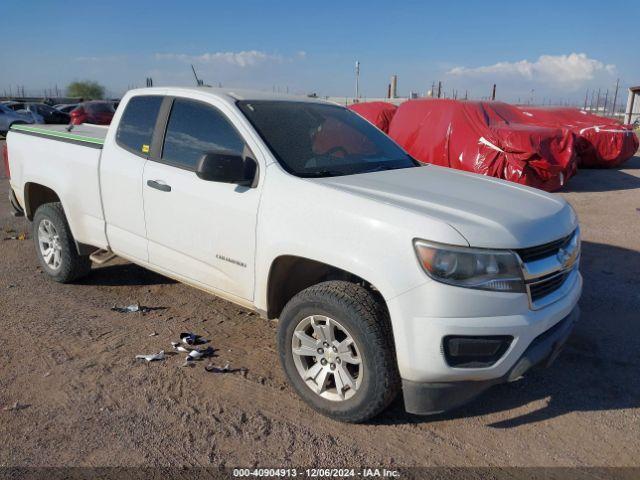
414 240 525 293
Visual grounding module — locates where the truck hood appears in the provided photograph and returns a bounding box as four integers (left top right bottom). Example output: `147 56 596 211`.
312 165 577 249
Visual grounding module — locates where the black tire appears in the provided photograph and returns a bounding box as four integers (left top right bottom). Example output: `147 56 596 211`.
278 280 400 423
32 202 91 283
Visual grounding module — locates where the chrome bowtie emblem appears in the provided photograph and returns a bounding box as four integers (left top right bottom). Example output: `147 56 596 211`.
557 247 571 266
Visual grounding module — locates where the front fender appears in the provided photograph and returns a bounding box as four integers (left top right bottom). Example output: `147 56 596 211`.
253 168 468 312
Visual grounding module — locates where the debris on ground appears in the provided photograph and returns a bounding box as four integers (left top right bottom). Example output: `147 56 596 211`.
3 402 30 411
148 332 158 337
135 350 166 362
171 341 192 353
111 303 165 314
205 362 247 374
3 232 28 241
180 332 206 345
187 346 215 360
143 332 219 368
112 303 146 314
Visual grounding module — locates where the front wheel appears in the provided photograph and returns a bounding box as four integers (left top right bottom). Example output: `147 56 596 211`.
278 281 400 422
33 202 91 283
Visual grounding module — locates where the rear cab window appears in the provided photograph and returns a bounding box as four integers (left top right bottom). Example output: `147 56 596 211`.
116 96 163 156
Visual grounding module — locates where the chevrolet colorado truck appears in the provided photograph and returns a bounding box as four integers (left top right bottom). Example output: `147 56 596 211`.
4 87 582 422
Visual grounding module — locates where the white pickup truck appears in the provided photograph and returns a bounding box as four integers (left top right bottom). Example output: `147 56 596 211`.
4 87 581 422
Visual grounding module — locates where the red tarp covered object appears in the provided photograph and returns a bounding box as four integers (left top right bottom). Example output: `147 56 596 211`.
348 101 397 133
387 99 578 192
514 106 639 168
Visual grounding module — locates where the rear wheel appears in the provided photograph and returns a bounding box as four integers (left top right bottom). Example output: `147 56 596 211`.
33 202 91 283
278 281 400 422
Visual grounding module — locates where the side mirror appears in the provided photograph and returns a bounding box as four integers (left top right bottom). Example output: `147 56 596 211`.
195 151 257 186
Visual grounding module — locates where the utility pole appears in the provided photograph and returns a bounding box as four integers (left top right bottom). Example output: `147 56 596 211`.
611 78 619 115
584 89 589 109
354 61 360 100
491 84 496 101
603 89 609 115
437 81 442 98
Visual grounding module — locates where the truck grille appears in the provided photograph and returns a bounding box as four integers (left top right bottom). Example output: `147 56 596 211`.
516 234 571 263
528 270 571 302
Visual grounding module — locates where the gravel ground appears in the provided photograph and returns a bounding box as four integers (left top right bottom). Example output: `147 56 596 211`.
0 138 639 469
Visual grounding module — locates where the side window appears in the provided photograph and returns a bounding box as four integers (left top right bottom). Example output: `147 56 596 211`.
116 96 163 155
162 98 245 170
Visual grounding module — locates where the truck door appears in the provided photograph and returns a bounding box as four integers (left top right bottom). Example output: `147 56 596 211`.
142 97 260 301
100 95 163 262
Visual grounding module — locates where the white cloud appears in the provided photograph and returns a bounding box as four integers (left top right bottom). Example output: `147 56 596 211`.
447 53 615 85
155 50 303 68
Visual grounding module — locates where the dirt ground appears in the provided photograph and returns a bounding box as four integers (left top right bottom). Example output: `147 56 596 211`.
0 138 639 469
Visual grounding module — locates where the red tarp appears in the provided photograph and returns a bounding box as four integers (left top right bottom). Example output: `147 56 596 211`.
513 106 639 168
348 101 397 133
387 99 578 192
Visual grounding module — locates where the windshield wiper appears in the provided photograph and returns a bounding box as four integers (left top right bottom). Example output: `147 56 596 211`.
299 170 346 178
362 164 400 173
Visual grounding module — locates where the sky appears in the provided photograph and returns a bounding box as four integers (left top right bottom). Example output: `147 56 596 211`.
2 0 639 105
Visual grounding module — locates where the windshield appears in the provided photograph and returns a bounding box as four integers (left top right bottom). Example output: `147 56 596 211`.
237 100 416 177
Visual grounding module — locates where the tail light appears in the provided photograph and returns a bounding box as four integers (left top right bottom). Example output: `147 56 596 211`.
2 142 9 179
70 108 87 125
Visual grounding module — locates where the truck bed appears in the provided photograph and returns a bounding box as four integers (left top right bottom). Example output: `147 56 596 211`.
7 123 109 251
11 123 107 149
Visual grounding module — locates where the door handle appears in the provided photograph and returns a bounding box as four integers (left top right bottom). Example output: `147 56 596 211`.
147 180 172 192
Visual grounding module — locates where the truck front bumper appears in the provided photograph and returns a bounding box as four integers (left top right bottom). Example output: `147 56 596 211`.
386 268 582 415
402 306 578 415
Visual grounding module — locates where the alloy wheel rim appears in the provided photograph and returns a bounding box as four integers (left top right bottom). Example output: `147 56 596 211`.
291 315 363 402
38 219 62 271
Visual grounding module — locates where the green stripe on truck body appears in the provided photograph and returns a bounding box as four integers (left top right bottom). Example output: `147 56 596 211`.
10 124 105 149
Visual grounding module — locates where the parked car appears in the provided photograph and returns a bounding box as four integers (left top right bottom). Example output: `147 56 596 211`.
4 87 581 422
348 101 397 133
70 101 115 125
387 99 578 192
24 103 70 124
514 106 639 168
0 103 34 135
54 103 80 114
4 102 70 124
